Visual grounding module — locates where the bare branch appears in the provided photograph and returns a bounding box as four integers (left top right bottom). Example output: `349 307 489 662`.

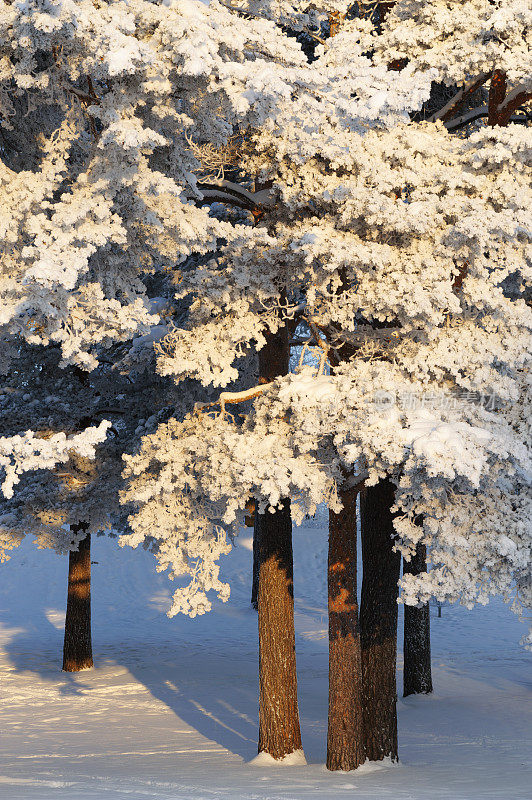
196 188 256 210
197 179 274 213
67 85 100 105
440 74 530 130
289 337 313 346
216 179 273 206
284 301 307 320
306 319 334 374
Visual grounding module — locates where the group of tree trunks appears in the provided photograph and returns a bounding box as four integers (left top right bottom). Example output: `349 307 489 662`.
252 325 432 768
59 322 432 769
326 478 432 769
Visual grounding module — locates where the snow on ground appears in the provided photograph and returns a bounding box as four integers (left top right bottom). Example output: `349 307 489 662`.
0 525 530 799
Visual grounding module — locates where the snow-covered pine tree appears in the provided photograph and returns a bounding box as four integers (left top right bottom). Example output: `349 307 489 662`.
0 332 190 670
0 0 272 668
371 0 531 705
123 0 531 766
0 351 114 672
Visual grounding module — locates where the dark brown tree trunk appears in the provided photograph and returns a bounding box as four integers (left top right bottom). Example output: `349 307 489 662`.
257 327 302 759
251 512 260 610
403 543 433 697
360 478 401 762
257 497 302 759
62 528 93 672
252 323 291 611
326 482 365 771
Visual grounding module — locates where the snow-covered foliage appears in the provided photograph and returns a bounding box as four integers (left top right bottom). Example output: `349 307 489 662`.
0 321 242 563
0 1 530 631
372 0 532 87
0 0 312 367
125 355 531 617
0 421 110 500
0 341 159 558
120 2 531 625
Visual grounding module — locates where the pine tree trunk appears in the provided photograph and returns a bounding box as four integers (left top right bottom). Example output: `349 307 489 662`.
257 326 302 759
403 543 433 697
252 323 290 611
251 513 260 609
62 530 93 672
360 478 401 762
257 498 302 759
326 483 365 771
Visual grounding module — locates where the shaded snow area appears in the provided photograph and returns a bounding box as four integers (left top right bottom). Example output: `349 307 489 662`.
0 527 530 800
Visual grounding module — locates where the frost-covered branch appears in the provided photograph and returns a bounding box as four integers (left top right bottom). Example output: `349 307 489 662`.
444 105 489 131
198 179 274 212
0 422 111 499
195 382 274 416
428 72 491 123
497 84 532 125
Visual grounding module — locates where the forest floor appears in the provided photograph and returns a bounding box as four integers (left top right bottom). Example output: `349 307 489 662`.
0 523 530 800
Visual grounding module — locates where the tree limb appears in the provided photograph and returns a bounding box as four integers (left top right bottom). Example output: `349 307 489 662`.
497 84 532 125
444 105 530 131
197 179 274 213
488 69 507 125
444 105 488 132
195 382 274 417
196 188 256 210
428 72 491 123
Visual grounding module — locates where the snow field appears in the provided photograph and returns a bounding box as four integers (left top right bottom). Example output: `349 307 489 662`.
0 526 530 799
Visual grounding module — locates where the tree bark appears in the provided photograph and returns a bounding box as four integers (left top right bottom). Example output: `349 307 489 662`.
326 482 365 771
62 528 93 672
252 325 290 611
360 478 401 762
257 327 302 759
257 497 302 759
251 512 260 610
403 543 433 697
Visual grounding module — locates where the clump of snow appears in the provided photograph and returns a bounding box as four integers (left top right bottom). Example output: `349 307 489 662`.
355 756 399 773
250 749 307 767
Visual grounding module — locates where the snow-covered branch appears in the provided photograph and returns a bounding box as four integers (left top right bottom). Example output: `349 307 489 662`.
497 84 532 125
444 105 488 131
428 72 491 123
195 382 274 417
198 179 274 212
0 422 111 499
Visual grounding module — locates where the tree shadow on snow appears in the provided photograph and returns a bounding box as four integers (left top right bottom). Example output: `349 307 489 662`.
0 535 323 761
0 538 262 758
122 646 259 760
0 590 95 697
